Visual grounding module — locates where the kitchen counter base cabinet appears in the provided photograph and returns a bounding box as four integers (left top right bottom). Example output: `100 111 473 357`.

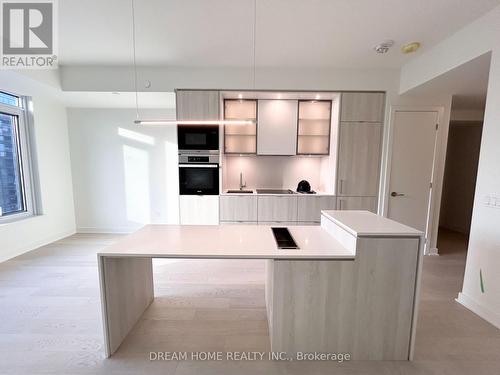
219 195 258 222
297 195 336 222
266 234 421 360
179 195 219 225
257 196 298 223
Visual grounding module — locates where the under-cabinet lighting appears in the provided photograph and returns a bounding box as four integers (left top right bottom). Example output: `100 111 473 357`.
135 119 255 126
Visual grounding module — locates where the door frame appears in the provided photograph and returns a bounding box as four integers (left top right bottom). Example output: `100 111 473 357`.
379 106 446 255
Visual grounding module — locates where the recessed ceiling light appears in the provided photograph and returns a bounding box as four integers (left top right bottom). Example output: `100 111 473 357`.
401 42 421 54
238 93 243 99
315 94 320 100
374 40 394 54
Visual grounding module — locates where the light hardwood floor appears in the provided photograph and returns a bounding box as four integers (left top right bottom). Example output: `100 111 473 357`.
0 229 499 374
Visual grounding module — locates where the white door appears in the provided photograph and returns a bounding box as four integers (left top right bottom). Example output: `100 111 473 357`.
388 111 438 233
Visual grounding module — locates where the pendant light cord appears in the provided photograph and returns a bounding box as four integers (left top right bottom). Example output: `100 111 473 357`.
131 0 139 120
252 0 257 89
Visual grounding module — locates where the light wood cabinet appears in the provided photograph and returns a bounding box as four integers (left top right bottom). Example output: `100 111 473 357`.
257 196 298 222
224 99 257 154
336 196 378 213
337 121 382 196
176 90 220 120
297 100 332 155
340 92 385 122
257 100 298 155
219 195 258 222
297 195 336 222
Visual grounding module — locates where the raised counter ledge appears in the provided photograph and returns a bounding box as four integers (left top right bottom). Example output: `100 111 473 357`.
322 210 423 237
98 224 354 260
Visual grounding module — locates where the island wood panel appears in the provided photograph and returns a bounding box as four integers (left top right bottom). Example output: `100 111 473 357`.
267 236 420 360
340 92 385 122
99 256 154 357
219 195 258 222
257 196 298 222
337 121 383 196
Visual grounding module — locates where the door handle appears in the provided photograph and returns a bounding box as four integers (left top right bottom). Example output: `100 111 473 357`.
391 192 405 197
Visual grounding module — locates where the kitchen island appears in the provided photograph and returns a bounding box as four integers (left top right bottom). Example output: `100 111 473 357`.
98 211 423 360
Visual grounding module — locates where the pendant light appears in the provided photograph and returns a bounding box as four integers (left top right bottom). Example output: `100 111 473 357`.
132 0 258 126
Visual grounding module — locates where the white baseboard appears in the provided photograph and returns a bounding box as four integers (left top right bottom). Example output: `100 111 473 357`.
77 226 138 234
0 228 76 263
427 247 439 256
456 292 500 330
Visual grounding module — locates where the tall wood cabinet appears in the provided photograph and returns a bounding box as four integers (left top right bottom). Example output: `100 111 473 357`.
337 92 384 213
176 90 220 120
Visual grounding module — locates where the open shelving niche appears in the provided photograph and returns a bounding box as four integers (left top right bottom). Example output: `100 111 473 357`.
297 100 332 155
224 99 257 154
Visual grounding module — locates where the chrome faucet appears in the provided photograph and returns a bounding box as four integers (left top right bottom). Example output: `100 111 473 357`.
239 172 247 191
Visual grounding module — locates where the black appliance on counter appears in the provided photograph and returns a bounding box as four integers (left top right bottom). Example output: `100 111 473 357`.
177 125 219 151
178 152 219 195
296 180 315 194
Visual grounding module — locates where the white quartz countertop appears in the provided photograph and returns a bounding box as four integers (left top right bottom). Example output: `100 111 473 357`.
221 189 335 196
98 224 353 260
321 210 423 237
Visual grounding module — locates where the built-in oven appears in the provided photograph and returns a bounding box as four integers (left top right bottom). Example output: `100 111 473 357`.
177 125 219 151
178 153 219 195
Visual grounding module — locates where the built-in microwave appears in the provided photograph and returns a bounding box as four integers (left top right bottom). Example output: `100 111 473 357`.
177 125 219 151
178 153 219 195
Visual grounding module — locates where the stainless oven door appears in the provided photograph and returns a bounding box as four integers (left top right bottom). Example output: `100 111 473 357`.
179 164 219 195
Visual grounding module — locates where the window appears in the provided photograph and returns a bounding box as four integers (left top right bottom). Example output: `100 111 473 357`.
0 91 38 221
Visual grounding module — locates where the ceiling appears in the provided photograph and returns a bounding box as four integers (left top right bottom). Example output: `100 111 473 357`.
58 0 500 69
404 52 491 110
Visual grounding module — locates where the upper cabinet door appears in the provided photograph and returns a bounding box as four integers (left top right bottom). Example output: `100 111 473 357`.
340 92 385 122
337 122 383 196
176 90 220 120
257 100 298 156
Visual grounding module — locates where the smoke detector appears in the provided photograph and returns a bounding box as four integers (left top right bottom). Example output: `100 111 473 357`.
373 40 394 54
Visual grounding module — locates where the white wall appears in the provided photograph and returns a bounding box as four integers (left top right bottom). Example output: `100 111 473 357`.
67 108 179 233
0 71 76 262
401 5 500 328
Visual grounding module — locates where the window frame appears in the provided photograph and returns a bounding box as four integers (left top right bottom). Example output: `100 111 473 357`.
0 92 40 223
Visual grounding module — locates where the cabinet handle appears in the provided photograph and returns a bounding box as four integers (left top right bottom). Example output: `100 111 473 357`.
339 179 345 194
339 199 345 210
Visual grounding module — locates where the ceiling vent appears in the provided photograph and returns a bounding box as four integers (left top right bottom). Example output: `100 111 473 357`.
374 40 394 54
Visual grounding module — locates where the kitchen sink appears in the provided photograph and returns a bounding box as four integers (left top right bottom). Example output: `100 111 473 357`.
226 190 254 194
